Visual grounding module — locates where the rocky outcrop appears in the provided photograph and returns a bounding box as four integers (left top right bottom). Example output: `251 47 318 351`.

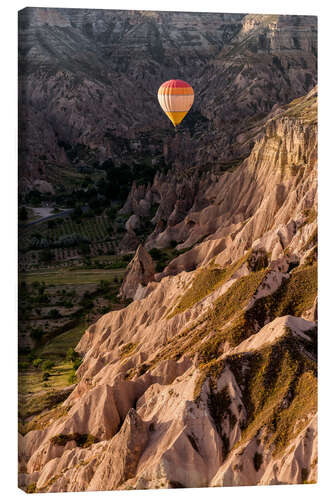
147 87 317 275
18 9 317 493
18 9 316 192
119 245 155 299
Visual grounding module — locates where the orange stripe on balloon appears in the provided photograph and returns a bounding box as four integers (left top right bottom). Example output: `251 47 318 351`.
158 87 194 96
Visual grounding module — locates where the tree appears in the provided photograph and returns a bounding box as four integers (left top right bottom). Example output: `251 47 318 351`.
19 206 28 221
40 249 54 264
41 360 55 371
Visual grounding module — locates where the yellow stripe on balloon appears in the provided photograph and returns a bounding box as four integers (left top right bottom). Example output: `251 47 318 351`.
165 111 188 126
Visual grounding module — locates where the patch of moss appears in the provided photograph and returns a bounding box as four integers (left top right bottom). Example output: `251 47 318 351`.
50 433 99 448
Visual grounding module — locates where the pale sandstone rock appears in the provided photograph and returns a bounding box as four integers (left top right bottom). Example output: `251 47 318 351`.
119 244 155 299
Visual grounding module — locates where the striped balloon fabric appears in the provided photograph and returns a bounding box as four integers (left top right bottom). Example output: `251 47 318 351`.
157 79 194 127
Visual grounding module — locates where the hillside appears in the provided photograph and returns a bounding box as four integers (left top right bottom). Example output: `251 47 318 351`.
19 9 316 194
18 81 317 491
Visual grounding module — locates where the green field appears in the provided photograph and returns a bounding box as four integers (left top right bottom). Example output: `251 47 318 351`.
20 267 126 286
38 322 87 357
18 259 127 429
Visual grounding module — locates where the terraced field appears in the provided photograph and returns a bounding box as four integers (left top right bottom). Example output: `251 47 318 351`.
19 267 126 286
20 214 112 250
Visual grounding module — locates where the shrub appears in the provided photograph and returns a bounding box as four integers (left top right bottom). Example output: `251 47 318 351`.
120 342 137 358
67 370 77 384
47 308 61 319
66 347 79 362
42 372 50 381
41 360 55 371
50 433 98 448
253 452 263 471
149 248 163 260
40 249 54 263
19 206 28 221
30 327 44 340
32 358 43 368
73 358 82 370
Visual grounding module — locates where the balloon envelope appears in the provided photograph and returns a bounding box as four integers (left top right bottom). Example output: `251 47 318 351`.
158 79 194 127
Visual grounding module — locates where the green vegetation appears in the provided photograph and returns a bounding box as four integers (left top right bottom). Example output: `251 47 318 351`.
40 323 86 357
286 94 317 123
19 267 125 286
120 342 138 358
169 252 253 318
197 268 267 365
41 360 55 371
149 246 189 273
273 371 317 455
227 329 317 456
18 385 71 421
26 483 37 494
246 264 317 325
50 433 99 448
18 253 127 433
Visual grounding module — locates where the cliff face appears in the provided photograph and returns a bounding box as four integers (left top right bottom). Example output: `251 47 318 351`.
18 9 316 192
18 88 317 492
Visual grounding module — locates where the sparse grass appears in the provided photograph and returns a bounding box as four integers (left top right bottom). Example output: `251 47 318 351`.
50 433 99 448
302 208 317 226
39 322 86 357
18 384 72 420
168 252 251 318
285 95 317 123
196 269 267 364
272 371 317 456
120 342 138 358
227 329 317 455
246 264 317 324
22 405 70 435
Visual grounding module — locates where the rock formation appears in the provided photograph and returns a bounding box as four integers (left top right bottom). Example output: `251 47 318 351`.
119 245 155 300
18 9 316 194
18 86 317 491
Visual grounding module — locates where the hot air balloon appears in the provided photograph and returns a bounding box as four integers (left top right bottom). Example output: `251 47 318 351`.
157 79 194 127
